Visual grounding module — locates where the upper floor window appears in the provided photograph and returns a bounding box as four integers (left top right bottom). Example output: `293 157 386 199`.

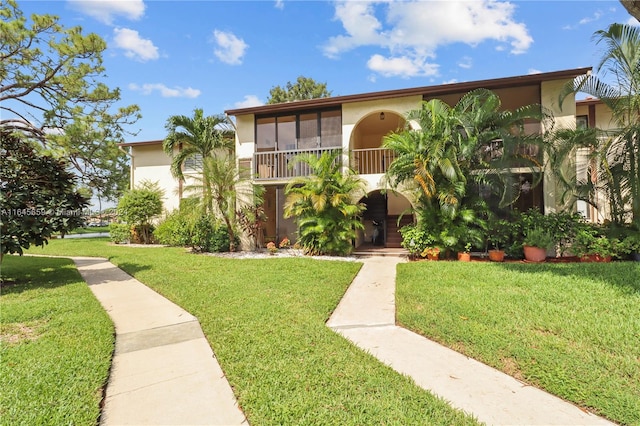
576 115 588 129
255 109 342 151
184 153 203 171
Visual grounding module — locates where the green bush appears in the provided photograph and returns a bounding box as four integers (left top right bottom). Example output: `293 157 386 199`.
154 210 191 247
154 210 236 253
108 222 130 244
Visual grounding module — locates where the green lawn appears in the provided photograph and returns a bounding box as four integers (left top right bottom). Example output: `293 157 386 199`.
396 260 640 426
23 239 478 425
0 256 114 425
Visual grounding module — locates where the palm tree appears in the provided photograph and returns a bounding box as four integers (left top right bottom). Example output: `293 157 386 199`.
283 150 366 256
384 89 549 217
182 153 262 252
558 23 640 225
163 108 234 214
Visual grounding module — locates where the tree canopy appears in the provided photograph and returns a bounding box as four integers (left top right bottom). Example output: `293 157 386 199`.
0 0 140 200
266 76 332 104
1 130 88 260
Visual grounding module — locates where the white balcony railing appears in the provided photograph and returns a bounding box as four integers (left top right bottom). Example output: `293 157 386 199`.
254 147 340 180
254 147 396 180
350 148 396 175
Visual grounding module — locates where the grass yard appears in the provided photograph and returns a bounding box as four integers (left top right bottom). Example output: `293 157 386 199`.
396 261 640 426
24 239 478 425
0 256 114 425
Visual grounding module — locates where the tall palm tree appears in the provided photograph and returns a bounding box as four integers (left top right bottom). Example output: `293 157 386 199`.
558 23 640 225
163 108 234 214
283 150 366 256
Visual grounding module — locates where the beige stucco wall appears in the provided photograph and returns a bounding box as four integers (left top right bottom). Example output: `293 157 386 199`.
131 144 181 212
541 79 577 214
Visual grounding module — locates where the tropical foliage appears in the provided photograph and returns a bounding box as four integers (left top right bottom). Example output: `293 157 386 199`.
163 109 234 213
284 150 366 256
182 154 263 251
384 89 549 255
556 23 640 226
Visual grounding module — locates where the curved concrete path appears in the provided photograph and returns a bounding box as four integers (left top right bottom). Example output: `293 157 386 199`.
327 256 616 426
72 257 247 425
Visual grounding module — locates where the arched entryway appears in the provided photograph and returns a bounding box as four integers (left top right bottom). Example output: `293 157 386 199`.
357 190 413 249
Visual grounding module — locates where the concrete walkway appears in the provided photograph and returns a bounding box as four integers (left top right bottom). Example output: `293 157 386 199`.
72 257 247 425
327 256 616 426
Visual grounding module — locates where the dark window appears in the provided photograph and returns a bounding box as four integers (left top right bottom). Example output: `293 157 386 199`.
320 110 341 147
255 109 341 151
256 117 276 152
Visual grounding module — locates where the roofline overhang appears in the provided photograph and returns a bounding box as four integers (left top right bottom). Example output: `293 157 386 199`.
225 67 592 116
118 139 163 147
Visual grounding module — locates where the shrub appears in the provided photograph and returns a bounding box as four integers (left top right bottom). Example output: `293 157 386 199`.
154 210 191 247
400 224 437 257
117 181 163 244
108 222 130 244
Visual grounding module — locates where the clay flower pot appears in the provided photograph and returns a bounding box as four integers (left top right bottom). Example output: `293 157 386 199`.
457 252 471 262
488 249 505 262
523 246 547 263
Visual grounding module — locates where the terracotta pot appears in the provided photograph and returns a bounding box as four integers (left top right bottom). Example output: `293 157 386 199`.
488 249 505 262
426 253 440 261
457 252 471 262
523 246 547 263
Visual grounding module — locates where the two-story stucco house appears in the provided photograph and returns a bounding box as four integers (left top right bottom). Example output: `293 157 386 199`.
121 67 610 250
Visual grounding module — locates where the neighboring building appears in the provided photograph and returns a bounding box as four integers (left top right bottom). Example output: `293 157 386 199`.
122 67 598 250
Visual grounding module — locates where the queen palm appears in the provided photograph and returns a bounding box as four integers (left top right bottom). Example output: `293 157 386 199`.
558 23 640 225
163 108 234 215
283 150 366 256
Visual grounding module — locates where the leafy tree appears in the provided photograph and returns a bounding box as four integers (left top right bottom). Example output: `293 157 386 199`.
163 109 234 214
266 76 332 104
182 154 263 252
0 0 140 200
116 181 163 244
284 150 366 256
0 130 88 261
558 23 640 225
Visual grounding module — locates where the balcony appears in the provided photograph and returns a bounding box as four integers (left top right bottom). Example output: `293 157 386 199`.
253 147 396 180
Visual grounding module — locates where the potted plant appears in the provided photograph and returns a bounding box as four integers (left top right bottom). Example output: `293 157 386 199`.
573 228 616 262
487 218 510 262
421 246 441 260
522 227 554 262
457 242 472 262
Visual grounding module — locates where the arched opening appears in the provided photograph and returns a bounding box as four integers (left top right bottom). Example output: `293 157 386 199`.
357 190 413 249
350 111 405 175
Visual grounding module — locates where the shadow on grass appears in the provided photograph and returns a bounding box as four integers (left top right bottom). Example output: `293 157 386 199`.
112 261 152 278
0 256 82 295
497 261 640 295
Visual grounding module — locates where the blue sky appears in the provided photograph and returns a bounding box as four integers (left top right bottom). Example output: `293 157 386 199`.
20 0 639 143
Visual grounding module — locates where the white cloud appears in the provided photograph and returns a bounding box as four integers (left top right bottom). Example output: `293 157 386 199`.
528 68 542 75
113 28 159 62
68 0 145 25
457 56 472 69
212 30 248 65
367 54 438 78
274 0 284 10
323 1 532 78
234 95 264 108
128 83 201 98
